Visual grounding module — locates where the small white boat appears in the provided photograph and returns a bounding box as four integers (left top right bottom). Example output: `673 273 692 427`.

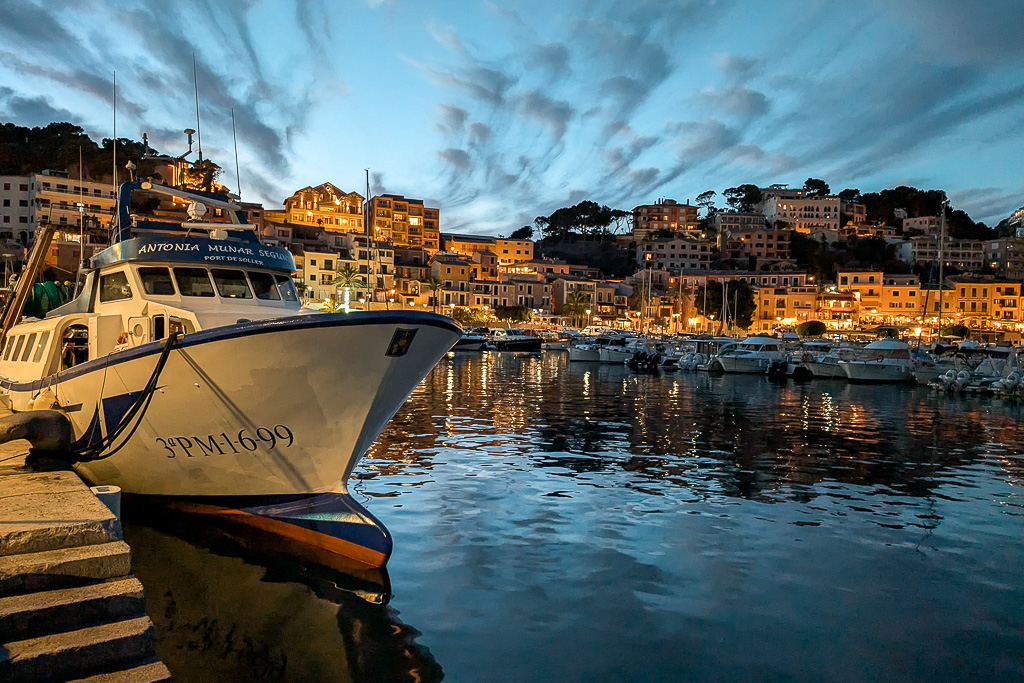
714 336 786 374
839 339 915 382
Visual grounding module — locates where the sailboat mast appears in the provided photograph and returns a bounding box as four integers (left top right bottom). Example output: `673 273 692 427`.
937 194 946 337
364 169 374 309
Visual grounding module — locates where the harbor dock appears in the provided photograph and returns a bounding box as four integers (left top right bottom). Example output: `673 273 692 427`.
0 417 170 681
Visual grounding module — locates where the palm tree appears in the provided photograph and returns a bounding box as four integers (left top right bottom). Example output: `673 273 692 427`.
332 264 364 313
563 289 591 329
427 277 444 314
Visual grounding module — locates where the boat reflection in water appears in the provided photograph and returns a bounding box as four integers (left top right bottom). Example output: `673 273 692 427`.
123 503 443 683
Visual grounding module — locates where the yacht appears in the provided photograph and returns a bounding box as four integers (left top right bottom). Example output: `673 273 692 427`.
487 328 542 351
795 341 859 379
451 330 488 351
712 336 786 374
839 339 915 382
597 334 639 364
0 181 460 567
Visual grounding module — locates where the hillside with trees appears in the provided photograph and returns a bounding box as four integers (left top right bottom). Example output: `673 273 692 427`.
533 200 634 277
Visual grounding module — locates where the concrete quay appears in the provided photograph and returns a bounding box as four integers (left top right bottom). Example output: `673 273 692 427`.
0 424 170 681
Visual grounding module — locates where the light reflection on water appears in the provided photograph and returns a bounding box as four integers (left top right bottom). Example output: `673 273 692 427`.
129 351 1024 682
359 352 1024 682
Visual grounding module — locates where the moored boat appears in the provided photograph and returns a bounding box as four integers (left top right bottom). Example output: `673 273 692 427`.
0 181 460 567
713 336 786 374
839 339 915 383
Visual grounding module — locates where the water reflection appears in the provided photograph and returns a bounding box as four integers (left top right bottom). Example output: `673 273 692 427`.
127 352 1024 682
123 508 443 682
364 353 1024 513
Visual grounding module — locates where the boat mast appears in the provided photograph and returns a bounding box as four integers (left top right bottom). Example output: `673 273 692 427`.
77 145 84 297
364 168 375 310
193 53 203 163
937 194 946 338
231 108 241 200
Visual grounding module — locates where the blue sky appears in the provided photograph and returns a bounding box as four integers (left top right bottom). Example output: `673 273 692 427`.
1 0 1022 234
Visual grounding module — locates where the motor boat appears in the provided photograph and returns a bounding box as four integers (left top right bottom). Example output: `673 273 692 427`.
712 336 786 374
839 339 915 383
0 180 460 567
451 330 488 351
487 328 542 351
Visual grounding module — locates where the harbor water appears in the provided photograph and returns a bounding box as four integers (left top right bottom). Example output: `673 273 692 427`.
124 351 1024 682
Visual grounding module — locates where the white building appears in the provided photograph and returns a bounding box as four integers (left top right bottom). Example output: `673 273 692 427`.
758 186 840 234
895 236 985 271
0 172 117 241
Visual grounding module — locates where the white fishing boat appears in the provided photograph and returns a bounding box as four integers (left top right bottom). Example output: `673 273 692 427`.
0 181 460 567
713 336 786 374
839 339 915 383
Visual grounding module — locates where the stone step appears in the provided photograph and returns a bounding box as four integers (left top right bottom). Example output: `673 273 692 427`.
1 616 156 681
68 660 172 683
0 468 122 557
0 541 131 597
0 577 145 642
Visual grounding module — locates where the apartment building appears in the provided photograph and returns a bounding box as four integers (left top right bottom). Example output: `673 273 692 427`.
753 286 818 331
902 215 941 235
550 276 599 316
983 238 1024 279
269 183 364 234
758 186 840 233
1 172 118 237
673 271 810 290
370 194 440 252
896 236 985 271
949 279 1021 323
637 235 714 272
879 274 923 321
837 270 884 314
718 225 790 264
442 233 534 265
632 199 699 240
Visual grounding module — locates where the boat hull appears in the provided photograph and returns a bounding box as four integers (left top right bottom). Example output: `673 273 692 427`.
716 355 777 374
840 360 915 383
492 338 542 352
2 312 460 497
568 346 601 362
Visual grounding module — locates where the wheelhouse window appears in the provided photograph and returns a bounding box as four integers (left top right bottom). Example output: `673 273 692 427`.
249 272 281 300
20 333 37 362
138 267 176 295
173 268 215 297
211 269 253 299
275 275 299 302
100 271 133 302
32 331 50 363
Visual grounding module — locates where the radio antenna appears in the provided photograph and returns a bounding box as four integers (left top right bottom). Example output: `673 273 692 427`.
112 71 117 230
192 53 203 163
231 108 241 199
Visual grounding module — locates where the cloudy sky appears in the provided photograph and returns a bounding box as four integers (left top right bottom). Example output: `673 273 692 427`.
1 0 1022 233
